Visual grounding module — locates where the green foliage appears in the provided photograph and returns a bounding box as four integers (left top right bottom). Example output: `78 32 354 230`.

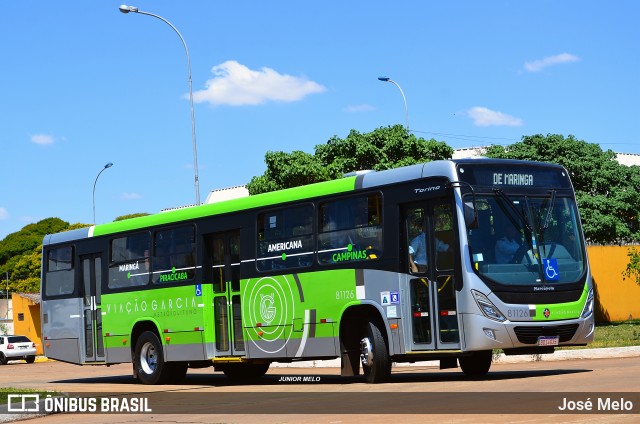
114 213 150 221
247 125 454 194
0 218 90 294
623 248 640 286
485 134 640 244
0 218 68 264
247 151 330 194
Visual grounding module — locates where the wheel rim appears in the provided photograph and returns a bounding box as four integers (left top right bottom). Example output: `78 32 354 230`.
360 336 373 368
139 341 157 375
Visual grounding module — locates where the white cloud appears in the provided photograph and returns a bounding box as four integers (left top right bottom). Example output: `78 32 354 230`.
193 60 326 106
467 107 523 127
30 134 56 145
0 207 8 220
122 192 142 200
524 53 580 72
344 104 375 113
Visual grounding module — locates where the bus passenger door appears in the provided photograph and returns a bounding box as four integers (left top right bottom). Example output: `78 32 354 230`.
403 199 460 351
80 253 105 363
208 231 246 357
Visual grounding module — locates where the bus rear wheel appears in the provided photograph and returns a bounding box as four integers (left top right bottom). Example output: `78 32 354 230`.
133 331 170 385
459 350 492 377
360 320 391 383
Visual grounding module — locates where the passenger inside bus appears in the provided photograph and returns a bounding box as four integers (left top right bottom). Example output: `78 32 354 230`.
408 219 450 273
494 225 521 264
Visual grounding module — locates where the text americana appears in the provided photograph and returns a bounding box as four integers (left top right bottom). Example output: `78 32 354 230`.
268 240 302 252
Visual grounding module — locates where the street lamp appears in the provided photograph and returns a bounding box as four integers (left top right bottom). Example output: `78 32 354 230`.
4 272 8 320
119 5 201 205
93 162 113 225
378 76 409 132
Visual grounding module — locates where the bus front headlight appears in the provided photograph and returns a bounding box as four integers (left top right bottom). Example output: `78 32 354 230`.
472 290 506 322
581 288 594 319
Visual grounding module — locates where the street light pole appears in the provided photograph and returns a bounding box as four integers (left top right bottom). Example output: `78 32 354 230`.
378 76 409 132
119 4 201 205
5 272 8 320
93 162 113 225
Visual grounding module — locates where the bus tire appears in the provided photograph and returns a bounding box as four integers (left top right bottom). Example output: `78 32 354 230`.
360 320 391 383
133 331 169 385
222 362 270 380
459 350 492 377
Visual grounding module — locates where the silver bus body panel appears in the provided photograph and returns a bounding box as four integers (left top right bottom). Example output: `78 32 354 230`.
42 227 91 246
359 160 459 190
41 297 85 364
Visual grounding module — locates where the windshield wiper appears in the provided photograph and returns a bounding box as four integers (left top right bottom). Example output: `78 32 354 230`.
541 190 557 230
493 189 532 233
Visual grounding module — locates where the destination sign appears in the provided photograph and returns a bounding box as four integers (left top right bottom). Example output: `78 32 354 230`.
492 173 533 186
457 163 572 189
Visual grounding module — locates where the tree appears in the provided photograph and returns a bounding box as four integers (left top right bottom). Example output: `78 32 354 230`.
11 248 42 293
247 125 454 194
485 134 640 244
0 219 91 293
0 218 68 264
623 248 640 286
115 213 150 221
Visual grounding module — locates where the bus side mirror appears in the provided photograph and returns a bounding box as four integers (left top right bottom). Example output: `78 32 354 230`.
464 201 478 229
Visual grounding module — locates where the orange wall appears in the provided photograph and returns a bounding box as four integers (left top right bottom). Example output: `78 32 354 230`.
587 245 640 322
11 294 43 355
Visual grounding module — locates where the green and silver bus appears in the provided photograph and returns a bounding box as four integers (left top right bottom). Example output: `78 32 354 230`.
40 158 594 384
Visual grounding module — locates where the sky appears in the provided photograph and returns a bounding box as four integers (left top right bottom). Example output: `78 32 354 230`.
1 0 638 240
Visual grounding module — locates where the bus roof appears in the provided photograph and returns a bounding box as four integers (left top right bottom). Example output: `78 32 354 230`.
42 158 563 245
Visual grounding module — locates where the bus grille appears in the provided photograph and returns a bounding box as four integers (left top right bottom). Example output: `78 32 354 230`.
513 324 579 344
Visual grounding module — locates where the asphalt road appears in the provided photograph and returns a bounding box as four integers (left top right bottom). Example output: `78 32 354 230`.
1 349 639 423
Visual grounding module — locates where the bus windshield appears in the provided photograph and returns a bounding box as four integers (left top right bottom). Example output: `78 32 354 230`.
467 192 586 286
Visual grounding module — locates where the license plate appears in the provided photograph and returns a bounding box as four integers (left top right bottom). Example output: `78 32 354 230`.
537 336 559 346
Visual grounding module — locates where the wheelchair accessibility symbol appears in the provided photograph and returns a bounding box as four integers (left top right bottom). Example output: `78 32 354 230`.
543 258 560 281
195 284 202 296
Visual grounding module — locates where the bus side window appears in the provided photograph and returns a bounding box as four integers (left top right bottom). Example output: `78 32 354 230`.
406 208 428 274
318 194 382 265
434 203 454 271
256 205 314 271
108 232 150 289
153 226 196 284
45 246 75 296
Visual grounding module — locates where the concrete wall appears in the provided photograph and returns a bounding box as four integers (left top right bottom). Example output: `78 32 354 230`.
11 294 43 355
588 245 640 323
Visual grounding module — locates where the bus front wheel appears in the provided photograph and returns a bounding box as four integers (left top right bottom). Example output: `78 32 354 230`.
133 331 170 385
459 350 492 377
360 320 391 383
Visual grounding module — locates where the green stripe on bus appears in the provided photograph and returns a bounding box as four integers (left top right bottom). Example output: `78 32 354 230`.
532 288 588 321
93 177 357 236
